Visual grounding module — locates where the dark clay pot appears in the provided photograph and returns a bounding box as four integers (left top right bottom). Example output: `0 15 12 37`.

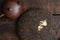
2 0 23 19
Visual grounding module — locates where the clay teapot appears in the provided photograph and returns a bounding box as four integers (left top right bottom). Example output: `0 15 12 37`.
1 0 23 19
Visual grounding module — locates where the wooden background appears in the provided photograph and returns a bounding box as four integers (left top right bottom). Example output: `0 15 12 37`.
0 0 60 40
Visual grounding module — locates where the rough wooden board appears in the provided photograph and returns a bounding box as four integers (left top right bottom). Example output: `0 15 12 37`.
0 0 60 40
0 17 19 40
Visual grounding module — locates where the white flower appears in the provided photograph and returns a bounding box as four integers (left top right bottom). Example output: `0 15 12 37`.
38 20 47 31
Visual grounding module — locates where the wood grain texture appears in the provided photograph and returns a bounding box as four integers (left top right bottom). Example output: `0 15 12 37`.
0 0 60 40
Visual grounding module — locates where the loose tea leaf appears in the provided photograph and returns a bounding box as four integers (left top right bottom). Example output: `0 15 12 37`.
17 8 52 40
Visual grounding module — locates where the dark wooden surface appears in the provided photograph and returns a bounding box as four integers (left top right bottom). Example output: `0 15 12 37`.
0 0 60 40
